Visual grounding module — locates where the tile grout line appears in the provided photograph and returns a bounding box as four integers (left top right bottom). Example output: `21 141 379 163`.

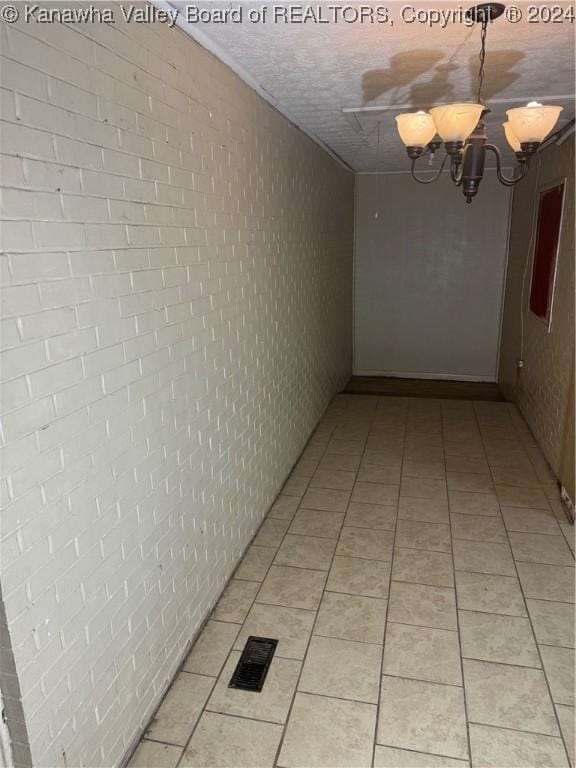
442 406 474 767
466 719 572 739
139 399 573 768
240 549 575 571
374 670 464 690
372 401 406 767
140 735 194 749
474 403 573 766
273 402 406 765
374 741 471 763
271 417 343 768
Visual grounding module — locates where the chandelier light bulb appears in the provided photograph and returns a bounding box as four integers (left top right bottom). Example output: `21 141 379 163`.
395 111 437 148
506 103 563 144
503 121 521 152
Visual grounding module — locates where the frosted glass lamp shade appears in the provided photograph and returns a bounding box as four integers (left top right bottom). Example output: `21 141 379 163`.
429 103 484 142
395 111 436 147
506 103 563 143
503 122 521 152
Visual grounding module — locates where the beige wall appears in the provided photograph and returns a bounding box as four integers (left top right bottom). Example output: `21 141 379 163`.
499 139 575 498
0 7 354 766
354 173 511 380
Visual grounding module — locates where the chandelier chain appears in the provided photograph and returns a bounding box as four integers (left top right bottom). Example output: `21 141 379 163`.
477 18 488 105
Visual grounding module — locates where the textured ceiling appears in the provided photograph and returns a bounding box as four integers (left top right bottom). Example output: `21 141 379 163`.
169 1 575 171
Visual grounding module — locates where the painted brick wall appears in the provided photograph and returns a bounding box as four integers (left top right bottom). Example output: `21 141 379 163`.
0 584 32 767
499 139 575 495
0 7 354 765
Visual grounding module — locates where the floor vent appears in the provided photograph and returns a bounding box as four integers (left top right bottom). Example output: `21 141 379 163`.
228 636 278 692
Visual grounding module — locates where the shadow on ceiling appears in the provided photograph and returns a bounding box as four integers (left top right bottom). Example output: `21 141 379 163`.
362 47 525 107
468 50 525 99
362 50 444 103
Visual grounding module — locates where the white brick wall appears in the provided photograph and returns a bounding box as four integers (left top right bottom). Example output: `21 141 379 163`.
498 140 575 491
0 6 354 765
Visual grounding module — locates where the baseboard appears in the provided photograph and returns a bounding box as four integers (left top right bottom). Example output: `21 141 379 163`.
352 370 498 383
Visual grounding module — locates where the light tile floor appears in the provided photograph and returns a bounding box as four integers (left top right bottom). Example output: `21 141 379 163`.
129 395 575 768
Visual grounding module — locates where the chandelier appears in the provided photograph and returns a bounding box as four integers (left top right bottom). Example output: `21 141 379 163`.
395 3 563 202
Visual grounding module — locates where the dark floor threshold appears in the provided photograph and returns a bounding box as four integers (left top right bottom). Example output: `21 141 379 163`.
342 376 505 402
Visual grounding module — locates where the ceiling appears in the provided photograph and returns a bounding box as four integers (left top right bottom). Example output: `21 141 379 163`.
167 1 575 172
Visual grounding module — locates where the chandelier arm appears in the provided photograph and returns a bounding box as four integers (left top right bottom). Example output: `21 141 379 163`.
410 152 450 184
450 143 471 185
419 143 433 158
484 143 529 186
451 162 465 186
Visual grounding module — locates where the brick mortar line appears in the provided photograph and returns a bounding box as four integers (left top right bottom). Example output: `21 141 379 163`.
121 412 336 767
169 416 342 766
